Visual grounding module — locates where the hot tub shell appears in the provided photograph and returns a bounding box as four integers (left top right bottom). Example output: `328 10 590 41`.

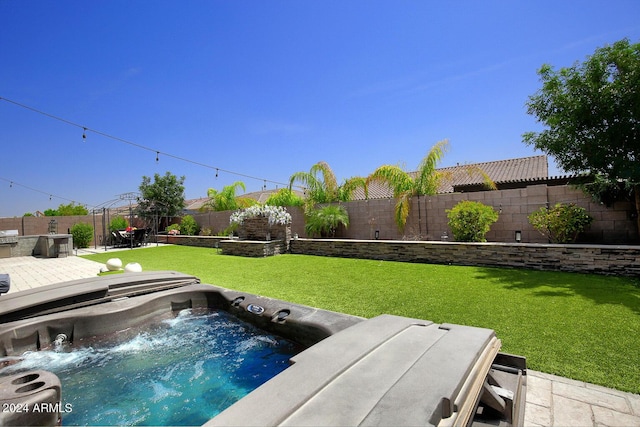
0 272 526 426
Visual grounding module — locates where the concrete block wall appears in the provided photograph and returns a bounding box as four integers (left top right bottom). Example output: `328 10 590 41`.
339 184 637 244
1 183 637 246
129 183 640 246
0 215 109 247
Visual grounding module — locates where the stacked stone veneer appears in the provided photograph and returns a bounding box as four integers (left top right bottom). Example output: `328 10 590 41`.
289 238 640 276
0 235 74 258
164 231 290 257
219 239 288 257
236 217 291 242
164 235 229 248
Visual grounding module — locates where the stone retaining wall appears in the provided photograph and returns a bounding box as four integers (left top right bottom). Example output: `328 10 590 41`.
219 240 288 257
163 235 229 248
289 238 640 276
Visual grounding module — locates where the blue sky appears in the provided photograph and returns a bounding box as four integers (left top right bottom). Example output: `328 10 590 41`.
1 1 639 217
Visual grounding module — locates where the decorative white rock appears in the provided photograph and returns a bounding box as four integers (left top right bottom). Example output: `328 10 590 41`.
124 262 143 273
106 258 123 271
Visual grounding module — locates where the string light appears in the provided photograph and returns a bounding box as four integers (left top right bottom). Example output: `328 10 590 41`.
82 127 87 141
156 151 159 163
0 177 95 210
0 96 298 190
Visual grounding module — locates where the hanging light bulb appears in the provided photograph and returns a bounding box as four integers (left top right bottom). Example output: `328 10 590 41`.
156 151 159 162
82 128 87 141
215 168 219 178
9 181 13 188
49 195 52 201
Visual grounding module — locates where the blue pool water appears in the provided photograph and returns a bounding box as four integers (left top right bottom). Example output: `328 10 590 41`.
0 309 300 426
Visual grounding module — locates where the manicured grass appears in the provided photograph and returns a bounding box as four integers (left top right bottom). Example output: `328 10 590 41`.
83 245 640 394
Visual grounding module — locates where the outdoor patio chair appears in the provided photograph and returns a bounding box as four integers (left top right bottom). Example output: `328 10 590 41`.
111 231 127 248
132 229 146 247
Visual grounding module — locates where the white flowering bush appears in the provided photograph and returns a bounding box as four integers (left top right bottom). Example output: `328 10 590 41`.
230 205 292 226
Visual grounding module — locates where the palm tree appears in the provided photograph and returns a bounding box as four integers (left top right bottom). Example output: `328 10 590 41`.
289 161 365 238
204 181 256 212
289 161 340 208
289 161 366 209
367 139 496 231
304 205 350 238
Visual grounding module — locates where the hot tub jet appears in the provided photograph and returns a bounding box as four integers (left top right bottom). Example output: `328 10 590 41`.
53 334 67 349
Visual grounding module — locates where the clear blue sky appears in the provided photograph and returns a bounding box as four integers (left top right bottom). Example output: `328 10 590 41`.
1 1 639 217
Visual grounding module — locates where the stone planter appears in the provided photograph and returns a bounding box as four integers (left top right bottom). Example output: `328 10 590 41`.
237 217 291 242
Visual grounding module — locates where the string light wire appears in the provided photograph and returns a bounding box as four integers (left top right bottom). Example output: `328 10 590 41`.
0 96 295 189
1 176 90 208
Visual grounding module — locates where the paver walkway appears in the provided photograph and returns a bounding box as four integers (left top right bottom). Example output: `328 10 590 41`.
1 251 639 426
0 255 103 293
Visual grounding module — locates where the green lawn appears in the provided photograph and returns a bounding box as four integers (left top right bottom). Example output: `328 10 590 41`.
82 245 640 394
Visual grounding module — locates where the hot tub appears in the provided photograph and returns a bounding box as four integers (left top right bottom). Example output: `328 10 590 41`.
0 271 526 426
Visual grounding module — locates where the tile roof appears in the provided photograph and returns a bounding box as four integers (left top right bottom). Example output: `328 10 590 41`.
352 155 548 200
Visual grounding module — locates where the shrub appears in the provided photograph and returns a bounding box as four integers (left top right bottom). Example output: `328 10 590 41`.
166 223 180 235
70 222 94 248
199 227 213 236
528 203 593 243
109 216 128 232
179 215 199 236
446 201 499 242
305 205 349 238
222 223 238 236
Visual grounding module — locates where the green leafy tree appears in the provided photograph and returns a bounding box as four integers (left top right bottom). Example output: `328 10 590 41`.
367 140 496 231
305 205 350 238
109 216 128 232
179 215 200 235
528 203 593 243
137 172 186 221
446 200 499 242
70 222 93 248
42 202 88 216
204 181 256 211
57 202 89 216
523 38 640 238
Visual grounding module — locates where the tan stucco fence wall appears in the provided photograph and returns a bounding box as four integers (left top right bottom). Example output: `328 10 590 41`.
1 183 637 247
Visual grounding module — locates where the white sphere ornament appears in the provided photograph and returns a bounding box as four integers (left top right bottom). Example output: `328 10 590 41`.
106 258 123 271
124 262 143 273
